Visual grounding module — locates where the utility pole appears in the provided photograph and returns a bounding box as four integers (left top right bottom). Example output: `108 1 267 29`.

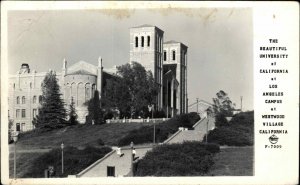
240 96 243 112
196 98 199 114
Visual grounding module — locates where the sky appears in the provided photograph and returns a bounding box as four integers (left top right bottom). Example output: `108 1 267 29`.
7 8 253 111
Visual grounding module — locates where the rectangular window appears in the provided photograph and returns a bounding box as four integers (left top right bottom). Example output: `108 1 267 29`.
172 50 176 60
33 109 37 118
163 51 167 61
135 37 138 47
21 123 26 132
16 109 20 118
141 36 144 47
107 166 115 177
22 109 26 118
16 123 20 132
147 36 150 47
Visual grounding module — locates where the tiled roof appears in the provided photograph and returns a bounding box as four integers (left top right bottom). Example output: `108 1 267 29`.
132 24 154 28
164 40 181 44
67 69 96 76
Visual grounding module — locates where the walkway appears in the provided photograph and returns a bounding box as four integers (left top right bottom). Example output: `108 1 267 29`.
77 146 153 177
165 116 215 144
76 116 215 177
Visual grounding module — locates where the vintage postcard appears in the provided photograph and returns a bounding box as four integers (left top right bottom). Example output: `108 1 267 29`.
1 1 299 185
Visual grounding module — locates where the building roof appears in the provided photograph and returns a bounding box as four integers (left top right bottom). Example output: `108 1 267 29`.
132 24 155 28
67 69 96 76
164 40 181 44
131 24 164 33
164 40 188 48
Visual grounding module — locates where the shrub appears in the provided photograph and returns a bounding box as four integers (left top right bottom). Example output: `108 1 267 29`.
135 141 218 176
22 146 112 178
202 143 220 153
206 111 254 146
97 138 105 146
215 113 229 127
118 113 200 146
153 110 166 118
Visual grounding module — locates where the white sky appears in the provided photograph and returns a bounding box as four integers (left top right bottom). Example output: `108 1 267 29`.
8 8 253 111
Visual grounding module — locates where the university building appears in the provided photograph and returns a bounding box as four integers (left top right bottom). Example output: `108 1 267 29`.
8 24 188 132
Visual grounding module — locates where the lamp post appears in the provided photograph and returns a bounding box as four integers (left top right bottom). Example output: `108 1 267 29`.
205 109 210 144
130 141 134 176
196 98 199 114
12 132 19 179
61 142 64 175
148 104 155 145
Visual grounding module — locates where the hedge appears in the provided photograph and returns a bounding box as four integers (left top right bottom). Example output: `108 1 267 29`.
22 146 112 178
118 112 200 146
134 141 219 176
207 111 254 146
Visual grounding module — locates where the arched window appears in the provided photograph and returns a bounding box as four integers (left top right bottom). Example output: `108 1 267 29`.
141 36 144 47
13 83 15 90
39 95 43 104
147 36 150 47
163 50 167 61
30 82 32 89
78 83 84 105
172 50 176 60
16 96 20 104
135 37 138 47
65 83 71 100
85 83 91 102
92 84 96 97
33 96 37 104
71 83 77 97
22 96 26 104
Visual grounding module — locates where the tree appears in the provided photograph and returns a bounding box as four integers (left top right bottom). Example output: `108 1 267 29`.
68 97 79 125
33 70 67 130
212 90 235 116
8 119 14 143
87 90 104 125
103 62 158 118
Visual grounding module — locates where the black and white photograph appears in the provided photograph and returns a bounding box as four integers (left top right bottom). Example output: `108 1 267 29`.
1 1 298 185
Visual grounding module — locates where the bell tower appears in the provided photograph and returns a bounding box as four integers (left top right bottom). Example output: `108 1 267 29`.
129 25 164 109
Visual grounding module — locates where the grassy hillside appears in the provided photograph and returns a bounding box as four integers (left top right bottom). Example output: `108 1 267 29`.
134 142 220 176
207 146 254 176
9 122 150 178
207 111 254 146
118 112 200 146
16 122 150 150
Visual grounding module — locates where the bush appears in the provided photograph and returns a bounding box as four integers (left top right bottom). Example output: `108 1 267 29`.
97 138 105 146
215 113 229 127
118 113 200 146
153 110 166 118
22 146 112 178
135 141 218 176
206 111 254 146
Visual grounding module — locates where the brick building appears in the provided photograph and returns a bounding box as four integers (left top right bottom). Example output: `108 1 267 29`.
8 24 188 132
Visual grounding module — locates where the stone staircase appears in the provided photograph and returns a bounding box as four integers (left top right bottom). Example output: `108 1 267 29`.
76 115 215 177
165 116 215 144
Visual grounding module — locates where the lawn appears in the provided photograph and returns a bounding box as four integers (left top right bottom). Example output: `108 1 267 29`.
207 146 254 176
16 122 150 150
9 122 150 178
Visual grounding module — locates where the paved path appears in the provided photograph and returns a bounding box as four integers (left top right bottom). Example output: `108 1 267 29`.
77 146 153 177
166 116 215 144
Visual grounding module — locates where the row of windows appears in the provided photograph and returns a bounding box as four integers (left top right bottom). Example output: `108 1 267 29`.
15 108 38 119
13 82 37 89
16 109 26 118
15 123 26 132
16 96 42 104
135 36 150 47
163 50 176 61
